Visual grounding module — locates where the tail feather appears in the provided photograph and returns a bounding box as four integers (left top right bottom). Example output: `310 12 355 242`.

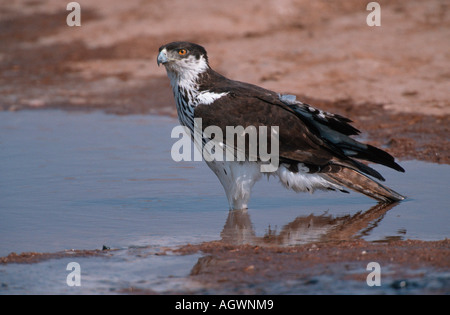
322 167 405 203
346 143 405 174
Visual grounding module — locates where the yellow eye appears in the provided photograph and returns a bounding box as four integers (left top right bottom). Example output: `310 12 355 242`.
178 49 187 56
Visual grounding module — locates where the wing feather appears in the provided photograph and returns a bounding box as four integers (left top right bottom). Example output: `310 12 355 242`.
194 71 404 179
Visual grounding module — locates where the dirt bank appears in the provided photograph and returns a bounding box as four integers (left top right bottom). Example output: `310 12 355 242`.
176 239 449 293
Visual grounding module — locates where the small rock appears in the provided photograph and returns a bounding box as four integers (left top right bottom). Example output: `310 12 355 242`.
391 279 408 289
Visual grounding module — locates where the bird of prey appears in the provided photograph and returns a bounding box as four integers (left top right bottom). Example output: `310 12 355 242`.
157 41 405 210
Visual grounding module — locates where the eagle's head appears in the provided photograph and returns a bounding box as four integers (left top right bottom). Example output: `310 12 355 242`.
157 42 209 79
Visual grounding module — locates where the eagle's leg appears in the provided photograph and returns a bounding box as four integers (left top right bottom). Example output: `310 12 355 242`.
206 161 262 210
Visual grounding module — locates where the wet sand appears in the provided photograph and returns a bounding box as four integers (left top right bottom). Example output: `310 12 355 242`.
0 249 107 265
179 239 450 294
1 239 448 294
0 0 449 294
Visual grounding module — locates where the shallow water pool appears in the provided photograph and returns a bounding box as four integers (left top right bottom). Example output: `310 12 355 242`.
0 110 448 294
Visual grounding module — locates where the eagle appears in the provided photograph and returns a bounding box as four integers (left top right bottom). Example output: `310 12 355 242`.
157 41 405 210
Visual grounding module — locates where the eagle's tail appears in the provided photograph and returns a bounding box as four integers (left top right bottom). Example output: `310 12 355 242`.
321 167 405 203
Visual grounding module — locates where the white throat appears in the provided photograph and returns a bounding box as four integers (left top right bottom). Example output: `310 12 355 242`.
165 55 209 96
165 54 228 107
163 53 228 129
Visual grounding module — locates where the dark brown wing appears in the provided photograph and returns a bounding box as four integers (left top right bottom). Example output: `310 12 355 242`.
195 70 404 180
195 92 336 167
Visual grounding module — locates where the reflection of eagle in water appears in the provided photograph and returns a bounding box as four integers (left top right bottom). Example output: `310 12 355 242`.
157 42 405 210
221 203 398 246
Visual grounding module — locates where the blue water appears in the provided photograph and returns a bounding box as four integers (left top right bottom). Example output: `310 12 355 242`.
0 110 448 294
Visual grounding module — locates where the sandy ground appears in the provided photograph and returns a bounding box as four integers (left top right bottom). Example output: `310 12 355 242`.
1 0 449 114
0 0 449 293
177 239 450 294
1 239 449 294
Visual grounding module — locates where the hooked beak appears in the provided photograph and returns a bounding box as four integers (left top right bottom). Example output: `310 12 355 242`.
157 49 169 66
